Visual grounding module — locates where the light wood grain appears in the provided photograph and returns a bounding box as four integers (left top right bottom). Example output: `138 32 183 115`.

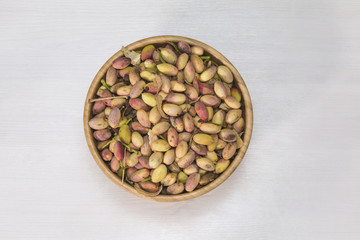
84 35 253 201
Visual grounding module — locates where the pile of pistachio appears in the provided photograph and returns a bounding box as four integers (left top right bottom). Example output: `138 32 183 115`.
88 41 245 196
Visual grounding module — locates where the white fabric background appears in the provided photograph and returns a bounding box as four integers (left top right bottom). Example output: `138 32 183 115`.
1 0 359 239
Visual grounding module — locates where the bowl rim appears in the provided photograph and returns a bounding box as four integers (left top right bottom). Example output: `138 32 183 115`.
83 35 253 202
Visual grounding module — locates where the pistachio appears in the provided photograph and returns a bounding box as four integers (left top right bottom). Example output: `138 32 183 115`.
141 93 157 107
138 181 159 193
160 48 177 65
112 57 131 69
169 162 181 173
224 96 241 109
152 122 171 135
110 98 126 108
199 172 217 185
163 149 176 165
131 132 144 149
92 100 106 115
225 109 242 124
183 164 199 175
170 117 184 132
200 95 221 106
129 80 145 98
101 148 113 161
177 171 188 184
176 141 188 158
152 164 167 183
167 127 179 147
141 45 155 61
196 157 215 171
216 139 227 150
167 183 185 194
177 150 196 168
94 129 112 141
89 113 108 130
136 109 151 128
176 53 189 70
130 169 150 182
166 93 186 105
161 173 177 186
199 123 222 134
106 66 117 86
191 46 204 55
110 157 121 172
184 61 195 83
178 132 192 142
215 159 230 174
144 59 156 70
233 117 245 133
160 75 171 93
177 71 184 83
207 134 218 152
212 110 225 125
129 98 150 111
193 133 214 145
194 101 208 121
162 104 182 117
140 70 156 81
217 65 233 83
138 156 150 169
127 152 140 167
190 55 204 73
119 66 132 78
170 81 186 92
141 136 151 156
219 128 237 142
131 122 149 134
149 152 164 169
185 173 200 192
157 63 178 76
214 80 229 99
129 67 140 85
190 140 207 156
119 124 131 144
199 82 214 95
149 107 161 125
150 139 171 152
199 66 217 82
231 87 241 101
185 84 199 100
206 151 218 162
223 142 237 159
177 41 191 54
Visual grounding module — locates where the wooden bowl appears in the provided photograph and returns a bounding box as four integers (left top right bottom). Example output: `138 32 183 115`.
84 35 253 201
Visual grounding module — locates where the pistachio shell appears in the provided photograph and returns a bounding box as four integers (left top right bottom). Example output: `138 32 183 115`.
196 158 215 171
215 159 231 174
157 63 178 76
150 139 171 152
217 65 233 83
162 104 182 117
199 66 217 82
152 122 171 135
193 133 214 145
163 149 176 165
167 183 185 194
185 173 200 192
176 53 189 70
